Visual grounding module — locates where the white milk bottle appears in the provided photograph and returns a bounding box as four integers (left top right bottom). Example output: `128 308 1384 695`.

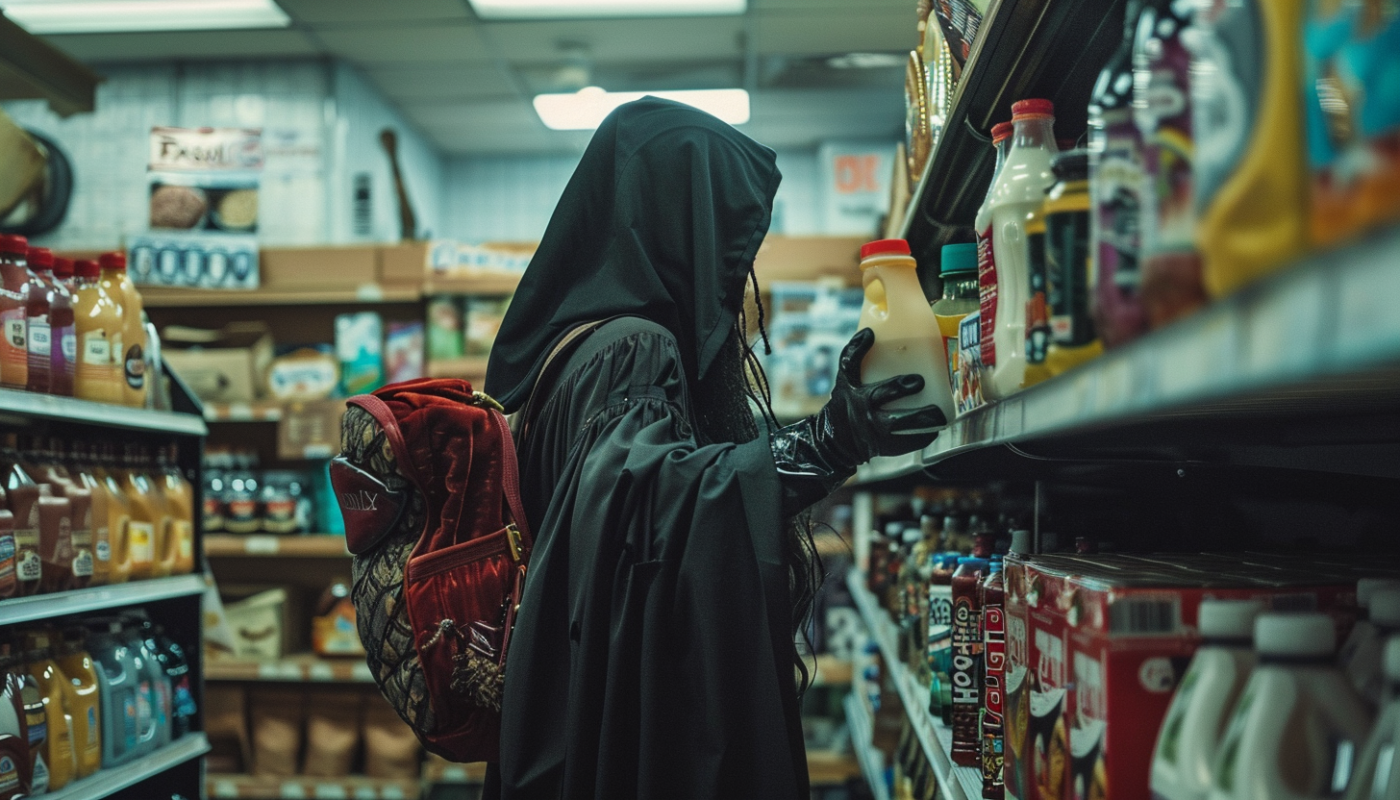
1208 613 1373 800
1345 637 1400 800
1341 579 1400 670
1151 599 1264 800
982 99 1059 399
856 238 954 427
1351 589 1400 705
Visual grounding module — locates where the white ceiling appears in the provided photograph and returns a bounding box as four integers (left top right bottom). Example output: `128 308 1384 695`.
35 0 912 155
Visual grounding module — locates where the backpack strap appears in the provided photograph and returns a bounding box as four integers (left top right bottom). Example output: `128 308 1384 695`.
487 406 532 552
516 319 611 445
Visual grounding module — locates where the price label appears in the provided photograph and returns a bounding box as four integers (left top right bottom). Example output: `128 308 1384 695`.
279 783 308 799
211 780 239 798
244 535 280 555
308 663 335 681
312 783 349 799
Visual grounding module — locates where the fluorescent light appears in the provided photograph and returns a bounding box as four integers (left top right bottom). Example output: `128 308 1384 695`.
1 0 290 34
533 87 749 131
469 0 744 20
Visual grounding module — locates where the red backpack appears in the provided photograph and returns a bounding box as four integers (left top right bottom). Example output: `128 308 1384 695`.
331 378 530 762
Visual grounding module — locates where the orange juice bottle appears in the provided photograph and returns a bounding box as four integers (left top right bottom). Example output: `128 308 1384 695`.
119 444 160 580
52 628 100 779
92 443 132 585
145 447 177 579
71 443 111 587
21 632 75 791
71 260 123 404
97 254 146 408
158 444 194 575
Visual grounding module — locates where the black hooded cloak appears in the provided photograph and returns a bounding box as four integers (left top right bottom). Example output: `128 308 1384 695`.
482 98 808 799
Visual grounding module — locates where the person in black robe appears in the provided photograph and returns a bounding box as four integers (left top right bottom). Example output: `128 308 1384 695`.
482 97 946 800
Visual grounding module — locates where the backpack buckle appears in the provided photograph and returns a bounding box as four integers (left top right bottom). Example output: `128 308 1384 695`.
505 523 524 563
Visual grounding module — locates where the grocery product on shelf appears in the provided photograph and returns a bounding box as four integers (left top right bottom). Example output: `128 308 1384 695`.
335 312 384 396
0 236 32 391
1150 599 1264 800
957 311 985 415
931 0 987 64
1134 0 1206 329
1342 579 1400 688
27 248 75 397
71 259 124 404
98 253 148 408
1090 0 1148 350
1349 589 1400 705
951 536 994 767
1022 183 1051 389
23 631 76 791
11 649 48 795
2 436 41 598
907 49 934 190
856 238 955 425
1043 150 1101 378
1209 613 1372 800
983 99 1059 399
53 628 101 779
982 556 1007 798
312 580 365 657
143 623 195 739
119 613 171 754
933 242 980 393
120 446 160 581
1304 2 1400 247
1346 637 1400 800
1191 0 1308 298
158 444 195 575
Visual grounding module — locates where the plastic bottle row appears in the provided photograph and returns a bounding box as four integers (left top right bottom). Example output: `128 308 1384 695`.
0 236 164 409
0 612 197 798
0 435 196 599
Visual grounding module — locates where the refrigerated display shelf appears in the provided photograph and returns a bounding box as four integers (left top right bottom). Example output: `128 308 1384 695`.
205 534 349 558
205 653 373 683
853 227 1400 485
0 574 205 626
47 734 209 800
207 773 420 800
843 692 891 800
846 569 985 800
0 387 207 436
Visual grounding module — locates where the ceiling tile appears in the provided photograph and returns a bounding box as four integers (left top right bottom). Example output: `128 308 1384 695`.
753 7 913 55
485 17 742 63
314 24 493 64
365 64 517 101
275 0 471 25
42 29 321 63
403 97 539 130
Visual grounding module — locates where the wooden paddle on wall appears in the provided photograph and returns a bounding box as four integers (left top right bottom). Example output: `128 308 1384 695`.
379 127 417 241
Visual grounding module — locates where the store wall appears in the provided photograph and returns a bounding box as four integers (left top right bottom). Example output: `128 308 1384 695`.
2 59 444 250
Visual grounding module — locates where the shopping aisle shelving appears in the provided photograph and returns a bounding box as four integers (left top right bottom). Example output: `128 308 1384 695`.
0 574 205 626
846 569 984 800
206 773 420 800
205 653 374 683
47 735 209 800
0 386 207 436
204 534 349 558
843 692 891 800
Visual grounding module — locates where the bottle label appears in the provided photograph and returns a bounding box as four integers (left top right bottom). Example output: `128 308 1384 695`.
27 319 49 355
82 334 111 366
87 706 98 746
1 311 27 386
977 225 998 367
95 537 111 563
1025 230 1049 365
0 534 14 592
72 548 94 578
0 755 16 793
1139 56 1197 254
950 591 983 764
60 329 76 362
16 512 40 584
982 602 1007 794
1046 208 1094 346
129 521 155 565
177 522 193 559
124 343 145 390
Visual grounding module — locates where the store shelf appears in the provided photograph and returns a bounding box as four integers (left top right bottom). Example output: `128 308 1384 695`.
47 734 209 800
424 271 522 296
809 653 854 688
142 284 422 308
807 749 862 786
843 692 890 800
0 13 100 116
421 759 488 785
0 574 204 626
0 387 207 436
207 773 419 800
846 569 984 800
900 0 1125 259
425 357 490 379
206 653 373 683
205 534 349 558
203 401 286 423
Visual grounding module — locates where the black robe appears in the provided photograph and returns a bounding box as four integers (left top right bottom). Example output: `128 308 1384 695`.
482 99 807 799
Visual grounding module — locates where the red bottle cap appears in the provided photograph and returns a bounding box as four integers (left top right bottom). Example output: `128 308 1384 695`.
27 248 53 271
0 234 28 255
1011 98 1054 119
860 238 912 260
75 260 101 279
52 258 74 280
98 252 127 271
991 122 1014 144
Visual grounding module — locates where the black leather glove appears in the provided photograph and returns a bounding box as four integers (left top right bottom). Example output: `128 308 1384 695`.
771 328 947 517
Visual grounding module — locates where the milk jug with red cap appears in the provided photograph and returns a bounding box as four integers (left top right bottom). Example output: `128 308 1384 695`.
856 238 955 428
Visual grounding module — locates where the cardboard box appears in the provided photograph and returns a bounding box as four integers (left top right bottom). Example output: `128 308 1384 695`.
378 241 431 285
162 321 274 403
277 399 347 460
259 245 377 289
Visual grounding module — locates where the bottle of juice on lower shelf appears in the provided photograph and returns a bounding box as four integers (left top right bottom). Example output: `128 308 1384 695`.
1348 588 1400 705
46 441 93 591
11 654 47 794
159 444 193 575
71 443 112 587
951 534 994 767
1345 637 1400 800
71 260 123 404
1151 599 1264 800
856 238 955 427
1208 613 1372 800
983 99 1059 399
1043 150 1102 377
26 248 73 396
1089 0 1148 348
1190 0 1308 298
0 490 13 599
93 443 132 585
119 444 158 582
981 556 1007 798
0 237 31 392
86 620 140 766
53 627 101 779
0 643 31 798
2 436 41 597
22 632 75 791
36 484 74 594
98 253 146 408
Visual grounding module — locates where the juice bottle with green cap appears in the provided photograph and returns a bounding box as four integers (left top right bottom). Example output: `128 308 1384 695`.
932 242 980 397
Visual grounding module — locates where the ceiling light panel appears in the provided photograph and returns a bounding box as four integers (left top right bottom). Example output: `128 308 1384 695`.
469 0 744 20
0 0 290 34
533 87 749 130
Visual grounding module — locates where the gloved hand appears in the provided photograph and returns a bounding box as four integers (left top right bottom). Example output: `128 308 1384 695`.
771 328 946 516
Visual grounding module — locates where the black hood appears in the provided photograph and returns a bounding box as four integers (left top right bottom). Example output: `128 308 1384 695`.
484 96 781 413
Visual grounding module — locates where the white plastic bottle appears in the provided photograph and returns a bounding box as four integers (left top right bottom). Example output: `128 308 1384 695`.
982 99 1059 399
1350 589 1400 705
1208 613 1374 800
1151 599 1264 800
856 238 955 427
974 121 1014 293
1345 637 1400 800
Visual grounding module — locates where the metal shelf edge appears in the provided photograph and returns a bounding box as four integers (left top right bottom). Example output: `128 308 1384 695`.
843 692 891 800
0 574 205 626
0 388 207 435
46 734 209 800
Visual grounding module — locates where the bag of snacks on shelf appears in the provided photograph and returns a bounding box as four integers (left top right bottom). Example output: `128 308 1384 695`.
302 689 361 779
363 694 421 779
249 688 303 778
